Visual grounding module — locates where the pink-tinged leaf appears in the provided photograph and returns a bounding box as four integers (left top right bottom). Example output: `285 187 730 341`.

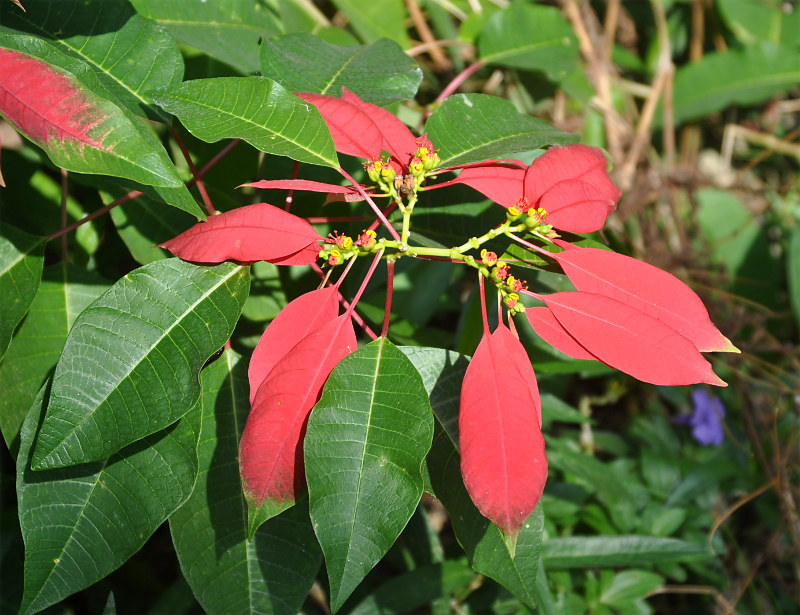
239 314 357 534
340 87 418 163
526 307 598 361
0 49 105 151
160 203 322 264
459 323 547 550
244 178 366 195
539 180 614 232
0 131 4 187
248 286 340 403
10 0 25 10
297 92 383 160
541 291 727 386
552 247 738 353
523 145 621 211
448 165 526 206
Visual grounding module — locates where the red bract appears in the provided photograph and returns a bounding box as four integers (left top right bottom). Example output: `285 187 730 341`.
159 203 323 264
550 247 738 353
454 145 621 233
459 322 547 551
248 285 341 403
525 307 598 361
239 313 357 525
533 291 726 386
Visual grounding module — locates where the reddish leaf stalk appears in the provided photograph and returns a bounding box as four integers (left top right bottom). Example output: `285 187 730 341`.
310 261 378 341
382 259 395 338
284 160 300 211
193 139 240 182
367 201 398 233
478 271 489 335
435 60 485 105
338 167 401 241
60 168 68 261
46 189 142 242
169 125 216 215
345 250 384 317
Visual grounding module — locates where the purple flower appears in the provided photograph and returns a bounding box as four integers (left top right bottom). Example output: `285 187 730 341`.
686 388 726 446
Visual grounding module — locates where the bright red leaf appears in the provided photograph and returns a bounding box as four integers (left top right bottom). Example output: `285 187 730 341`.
525 307 598 361
243 178 367 196
540 291 726 386
538 180 615 233
551 247 737 353
459 322 547 549
0 48 106 151
239 314 357 520
445 164 526 206
159 203 322 264
248 285 340 403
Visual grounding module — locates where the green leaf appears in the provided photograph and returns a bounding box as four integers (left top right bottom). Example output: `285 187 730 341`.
0 263 108 454
305 338 434 612
169 349 322 615
426 94 578 167
260 34 422 106
17 382 201 615
788 225 800 327
151 77 339 168
0 223 44 362
540 536 708 569
1 0 184 119
477 3 579 83
400 346 544 610
31 260 249 469
128 0 281 74
329 0 409 49
599 570 664 611
717 0 800 46
672 42 800 125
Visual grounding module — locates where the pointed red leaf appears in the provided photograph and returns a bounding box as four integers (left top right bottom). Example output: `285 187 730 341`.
459 323 547 545
523 145 621 211
541 291 726 386
552 247 737 352
240 314 357 519
447 164 526 207
159 203 322 264
539 180 614 232
297 92 383 160
341 87 419 163
526 307 598 361
0 49 106 151
243 178 367 195
248 286 340 403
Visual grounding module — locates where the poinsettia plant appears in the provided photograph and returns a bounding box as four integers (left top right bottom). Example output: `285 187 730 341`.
0 2 740 614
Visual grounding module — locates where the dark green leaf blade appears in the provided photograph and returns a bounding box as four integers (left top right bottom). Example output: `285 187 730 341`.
260 34 422 106
129 0 281 74
401 346 544 610
305 338 434 612
478 3 579 83
0 223 44 362
169 349 322 615
0 263 108 453
541 536 708 569
31 260 249 469
151 77 339 168
426 94 578 167
1 0 184 119
17 383 201 615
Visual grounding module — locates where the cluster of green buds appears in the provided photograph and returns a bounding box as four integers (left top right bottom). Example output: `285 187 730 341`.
408 140 440 185
318 229 380 267
364 158 401 202
480 249 528 313
507 199 556 238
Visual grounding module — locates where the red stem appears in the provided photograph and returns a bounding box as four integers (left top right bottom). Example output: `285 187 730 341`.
284 160 300 211
346 251 383 315
170 126 216 215
478 271 489 335
381 259 395 338
47 190 142 242
338 167 401 241
435 60 485 104
310 261 379 340
367 201 398 233
59 168 68 260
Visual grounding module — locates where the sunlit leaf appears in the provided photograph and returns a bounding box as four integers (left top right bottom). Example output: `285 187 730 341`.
31 260 249 469
526 306 598 361
305 338 433 612
329 0 410 49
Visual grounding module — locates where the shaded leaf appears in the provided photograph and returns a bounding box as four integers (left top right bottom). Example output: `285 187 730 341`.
31 260 249 469
541 536 707 569
151 77 339 168
551 247 736 352
459 324 546 550
261 34 422 106
0 263 108 453
0 223 44 361
129 0 281 74
401 346 544 610
305 338 433 612
329 0 410 48
539 291 726 386
249 285 340 403
426 94 578 167
1 0 184 119
17 383 201 615
240 313 357 536
170 349 322 615
160 203 323 265
478 3 578 83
